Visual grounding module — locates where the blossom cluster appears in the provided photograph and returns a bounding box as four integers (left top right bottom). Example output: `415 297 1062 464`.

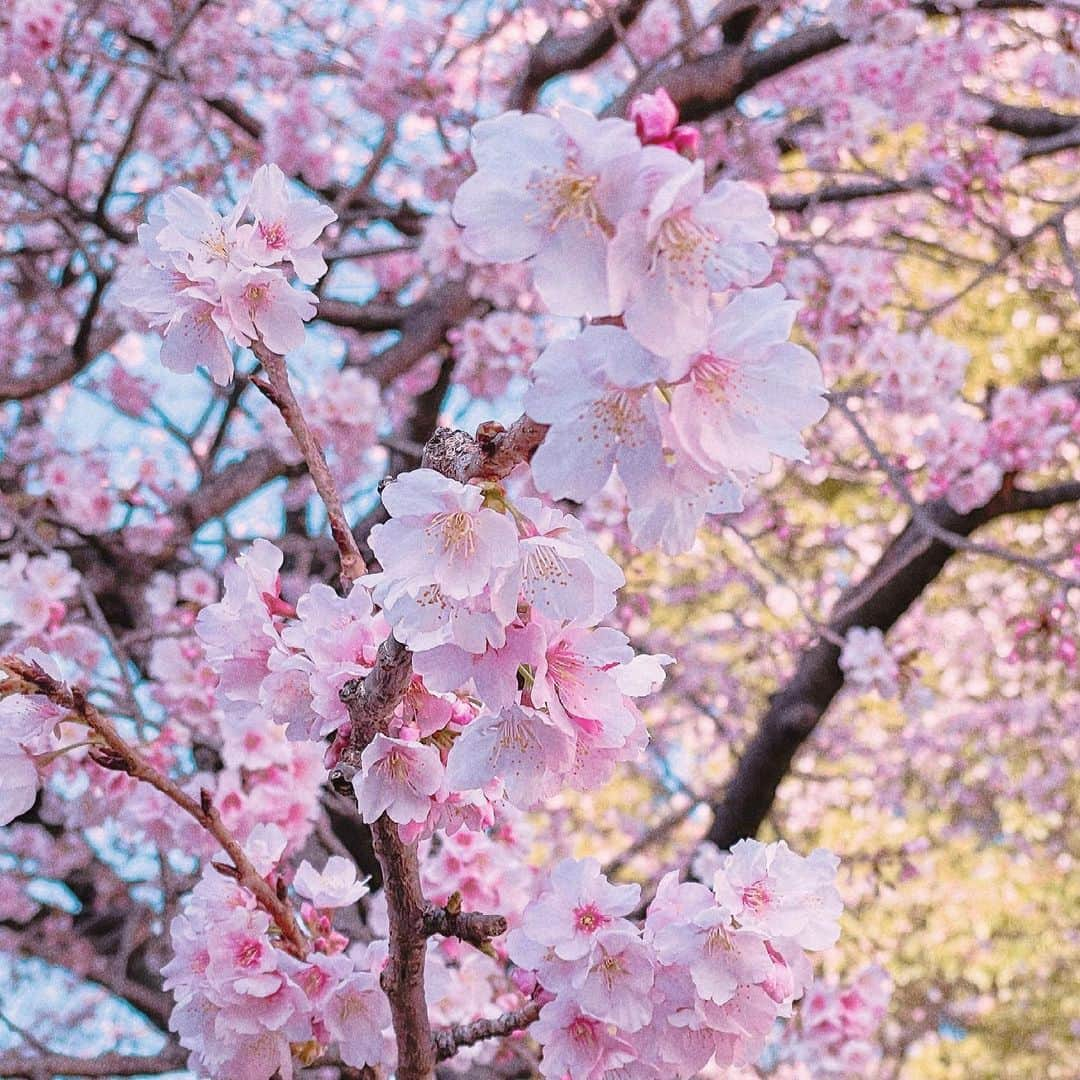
508 842 843 1079
452 100 826 553
920 385 1078 513
448 310 538 400
365 470 672 817
164 824 392 1078
115 164 335 383
774 965 892 1075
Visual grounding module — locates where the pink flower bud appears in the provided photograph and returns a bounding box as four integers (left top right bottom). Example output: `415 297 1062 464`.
629 88 679 143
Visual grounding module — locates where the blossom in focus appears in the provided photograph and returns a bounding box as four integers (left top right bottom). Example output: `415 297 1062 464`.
525 325 667 505
369 469 519 601
245 163 338 283
453 107 642 317
608 157 776 359
665 284 827 477
115 165 334 383
293 855 369 908
354 733 444 825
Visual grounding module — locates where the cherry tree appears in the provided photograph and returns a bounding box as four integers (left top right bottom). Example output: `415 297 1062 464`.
1 1 1077 1078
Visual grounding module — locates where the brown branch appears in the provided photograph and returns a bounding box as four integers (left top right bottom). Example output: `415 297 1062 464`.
0 277 116 403
510 0 650 110
370 817 436 1080
626 5 1058 127
418 416 548 485
423 896 507 951
0 658 308 959
252 342 367 584
985 99 1080 139
431 1000 543 1062
357 282 479 386
327 414 550 1078
705 477 1080 851
317 297 409 332
0 1048 187 1078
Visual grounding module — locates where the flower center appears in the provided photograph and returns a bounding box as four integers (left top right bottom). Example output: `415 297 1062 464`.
568 1015 600 1045
429 510 477 557
590 391 644 445
236 939 262 968
573 902 610 935
741 880 771 912
244 283 270 311
705 925 735 954
259 220 289 249
522 543 571 590
656 212 711 287
530 168 602 230
691 353 740 404
201 229 233 261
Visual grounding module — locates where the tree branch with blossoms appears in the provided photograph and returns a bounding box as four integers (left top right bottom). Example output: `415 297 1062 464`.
4 3 1079 1078
0 655 309 960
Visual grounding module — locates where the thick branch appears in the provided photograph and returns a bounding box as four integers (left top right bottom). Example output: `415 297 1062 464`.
371 818 436 1080
510 0 650 110
316 297 409 332
705 478 1080 850
357 282 478 386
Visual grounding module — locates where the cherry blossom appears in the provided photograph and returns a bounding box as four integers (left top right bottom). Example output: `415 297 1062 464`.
839 626 900 698
665 285 828 478
525 325 666 505
519 857 640 962
292 855 369 909
445 703 573 808
115 169 333 382
369 469 519 601
452 107 642 317
608 157 776 359
5 7 1077 1079
244 163 338 284
354 733 444 825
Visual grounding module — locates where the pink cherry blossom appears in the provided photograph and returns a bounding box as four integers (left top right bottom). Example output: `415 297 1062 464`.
245 163 337 284
532 996 637 1079
354 733 444 825
520 857 640 962
369 469 519 601
453 107 643 317
525 325 667 505
665 285 828 477
445 704 573 808
293 855 369 908
217 267 317 355
713 840 844 950
609 157 776 359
